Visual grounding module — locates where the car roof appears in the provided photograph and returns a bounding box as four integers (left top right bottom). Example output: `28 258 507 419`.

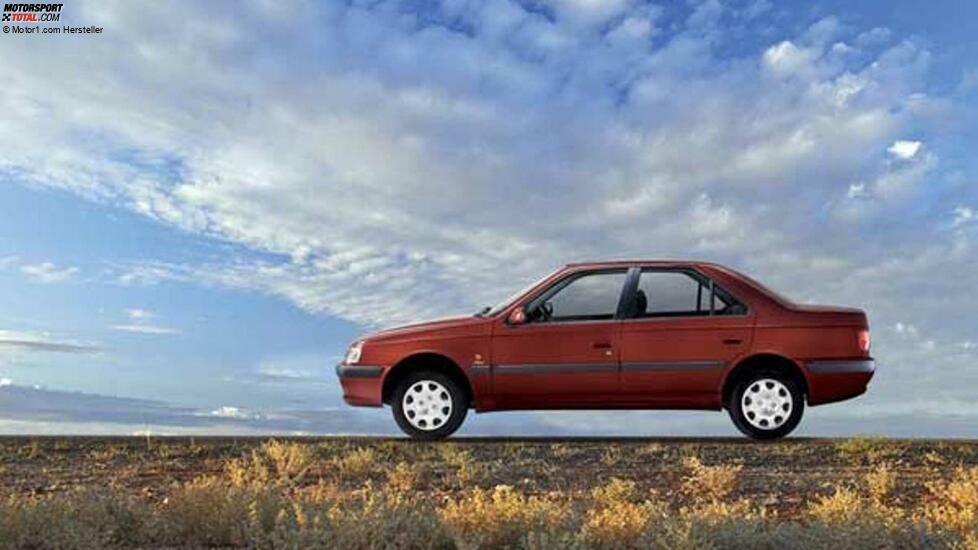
564 259 725 269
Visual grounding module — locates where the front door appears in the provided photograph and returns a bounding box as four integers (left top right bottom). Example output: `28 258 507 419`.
490 269 628 406
619 268 753 406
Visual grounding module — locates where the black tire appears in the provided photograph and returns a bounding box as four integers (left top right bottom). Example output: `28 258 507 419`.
727 370 804 440
392 370 468 440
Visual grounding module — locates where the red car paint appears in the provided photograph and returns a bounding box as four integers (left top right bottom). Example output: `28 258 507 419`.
337 261 873 423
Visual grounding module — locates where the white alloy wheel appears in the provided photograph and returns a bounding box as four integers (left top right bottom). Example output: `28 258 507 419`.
740 378 793 430
401 379 453 431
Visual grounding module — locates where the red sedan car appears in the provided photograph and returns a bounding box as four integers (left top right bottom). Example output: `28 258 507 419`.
336 261 874 440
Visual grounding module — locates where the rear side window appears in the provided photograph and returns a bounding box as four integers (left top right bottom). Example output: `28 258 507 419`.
633 270 744 318
527 270 627 323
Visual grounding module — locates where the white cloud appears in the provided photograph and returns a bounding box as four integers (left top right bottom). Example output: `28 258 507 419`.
847 182 868 199
111 308 178 335
544 0 634 26
19 262 79 283
126 308 155 321
887 139 922 159
0 330 99 354
894 322 918 337
952 206 976 227
111 324 180 335
0 378 12 387
209 406 254 419
762 40 818 76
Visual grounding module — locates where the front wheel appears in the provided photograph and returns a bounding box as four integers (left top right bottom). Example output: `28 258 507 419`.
727 371 804 440
392 371 468 440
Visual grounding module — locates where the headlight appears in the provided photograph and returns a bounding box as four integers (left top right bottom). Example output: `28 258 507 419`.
344 341 363 364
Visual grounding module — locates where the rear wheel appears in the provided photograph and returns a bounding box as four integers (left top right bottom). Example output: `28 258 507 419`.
727 370 804 440
392 370 468 440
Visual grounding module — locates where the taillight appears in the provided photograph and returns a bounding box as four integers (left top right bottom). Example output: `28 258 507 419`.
857 329 870 354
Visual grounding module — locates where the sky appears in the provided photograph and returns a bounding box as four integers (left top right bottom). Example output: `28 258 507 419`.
0 0 976 437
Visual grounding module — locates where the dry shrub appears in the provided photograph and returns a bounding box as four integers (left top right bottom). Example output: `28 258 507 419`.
225 439 313 487
808 486 863 524
262 439 313 483
0 489 153 549
332 447 379 480
835 435 890 461
438 442 470 464
581 503 652 548
20 438 42 459
708 518 947 549
639 443 664 456
925 450 946 465
386 461 421 493
551 444 574 458
601 445 622 466
160 475 284 546
922 466 978 538
160 476 253 546
439 445 486 487
226 454 272 487
591 477 638 506
808 477 911 534
440 485 568 548
86 444 125 463
328 488 453 549
579 478 663 549
683 498 759 523
866 462 896 505
681 456 742 503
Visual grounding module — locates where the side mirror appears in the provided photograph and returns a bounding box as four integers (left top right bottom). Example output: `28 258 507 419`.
507 307 527 325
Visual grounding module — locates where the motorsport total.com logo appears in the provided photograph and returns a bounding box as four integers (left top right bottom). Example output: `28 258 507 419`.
2 3 63 22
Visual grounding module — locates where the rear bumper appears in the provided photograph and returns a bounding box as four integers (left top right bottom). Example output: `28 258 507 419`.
805 358 875 405
335 364 385 407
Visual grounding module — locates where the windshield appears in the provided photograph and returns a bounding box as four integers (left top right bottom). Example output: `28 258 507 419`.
477 271 554 317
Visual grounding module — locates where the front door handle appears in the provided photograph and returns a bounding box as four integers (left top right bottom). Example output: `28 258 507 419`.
723 338 743 345
592 341 612 349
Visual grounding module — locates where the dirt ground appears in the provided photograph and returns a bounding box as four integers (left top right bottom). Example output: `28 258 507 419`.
1 436 975 519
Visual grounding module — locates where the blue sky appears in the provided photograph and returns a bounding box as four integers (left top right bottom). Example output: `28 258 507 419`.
0 0 976 436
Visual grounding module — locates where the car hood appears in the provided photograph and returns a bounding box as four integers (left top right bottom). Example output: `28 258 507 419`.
362 315 487 342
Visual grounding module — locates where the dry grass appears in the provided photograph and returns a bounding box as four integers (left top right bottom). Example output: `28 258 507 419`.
330 446 379 480
440 485 569 548
835 435 894 462
579 478 664 548
0 436 977 548
386 461 422 493
680 455 742 503
923 466 978 540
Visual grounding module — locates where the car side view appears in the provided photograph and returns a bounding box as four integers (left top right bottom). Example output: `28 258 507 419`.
336 261 874 440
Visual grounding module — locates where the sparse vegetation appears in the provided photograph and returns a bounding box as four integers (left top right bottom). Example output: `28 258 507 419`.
440 485 569 547
330 446 379 480
835 435 894 462
0 436 976 548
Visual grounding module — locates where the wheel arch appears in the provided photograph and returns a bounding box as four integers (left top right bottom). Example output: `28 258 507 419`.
721 353 809 408
381 352 474 406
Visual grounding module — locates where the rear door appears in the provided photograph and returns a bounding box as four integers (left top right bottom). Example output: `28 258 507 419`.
619 268 753 405
490 269 628 405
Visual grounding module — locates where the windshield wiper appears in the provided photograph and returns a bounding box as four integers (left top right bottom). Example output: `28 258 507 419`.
474 306 491 317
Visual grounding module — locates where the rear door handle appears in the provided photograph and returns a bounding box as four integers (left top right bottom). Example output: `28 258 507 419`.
593 341 612 349
723 338 743 345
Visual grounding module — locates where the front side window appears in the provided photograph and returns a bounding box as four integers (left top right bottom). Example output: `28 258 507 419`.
633 270 744 318
527 270 627 323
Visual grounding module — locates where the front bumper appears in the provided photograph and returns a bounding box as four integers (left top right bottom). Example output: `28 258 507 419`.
335 364 385 407
335 364 384 378
805 358 875 405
